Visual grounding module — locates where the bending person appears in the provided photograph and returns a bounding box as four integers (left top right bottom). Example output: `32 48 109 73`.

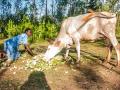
4 28 34 66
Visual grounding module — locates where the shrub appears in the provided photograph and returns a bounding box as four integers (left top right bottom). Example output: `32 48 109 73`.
2 15 59 41
5 20 17 38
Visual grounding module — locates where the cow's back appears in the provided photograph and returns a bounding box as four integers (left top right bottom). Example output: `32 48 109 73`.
57 12 116 40
80 12 116 40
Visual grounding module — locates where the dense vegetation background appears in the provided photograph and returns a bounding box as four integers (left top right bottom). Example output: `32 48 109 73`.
0 0 120 42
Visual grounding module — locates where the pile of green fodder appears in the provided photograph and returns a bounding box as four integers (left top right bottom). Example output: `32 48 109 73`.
25 54 65 71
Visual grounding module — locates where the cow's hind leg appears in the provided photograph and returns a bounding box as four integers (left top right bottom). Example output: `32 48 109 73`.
114 44 120 66
103 22 120 66
108 35 120 66
105 39 113 63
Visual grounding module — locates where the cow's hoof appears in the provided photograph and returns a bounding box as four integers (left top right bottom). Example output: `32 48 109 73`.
75 61 81 67
64 57 69 61
76 63 80 67
103 60 110 64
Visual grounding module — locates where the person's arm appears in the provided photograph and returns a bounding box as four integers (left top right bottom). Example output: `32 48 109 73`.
24 44 34 56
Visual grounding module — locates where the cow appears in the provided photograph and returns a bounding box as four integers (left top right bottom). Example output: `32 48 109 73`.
44 11 120 66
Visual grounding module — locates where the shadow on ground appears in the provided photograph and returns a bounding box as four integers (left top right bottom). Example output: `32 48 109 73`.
64 47 120 90
65 47 105 64
20 71 51 90
74 66 105 90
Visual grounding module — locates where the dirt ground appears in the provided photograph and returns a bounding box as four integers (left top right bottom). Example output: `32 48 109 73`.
0 41 120 90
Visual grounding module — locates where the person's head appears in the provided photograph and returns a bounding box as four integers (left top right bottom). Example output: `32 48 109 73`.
0 51 6 58
25 28 32 37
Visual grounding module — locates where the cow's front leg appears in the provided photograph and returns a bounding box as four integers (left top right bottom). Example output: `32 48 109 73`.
65 46 70 59
72 33 80 63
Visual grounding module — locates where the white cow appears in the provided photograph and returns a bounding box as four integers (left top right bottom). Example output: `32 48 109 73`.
44 12 120 66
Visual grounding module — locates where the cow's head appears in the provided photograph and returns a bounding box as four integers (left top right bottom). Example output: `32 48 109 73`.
44 40 64 62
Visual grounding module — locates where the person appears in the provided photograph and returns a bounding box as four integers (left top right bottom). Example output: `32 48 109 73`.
3 28 34 66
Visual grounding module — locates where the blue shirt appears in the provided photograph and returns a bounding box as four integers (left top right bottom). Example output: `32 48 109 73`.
6 33 28 47
4 33 28 60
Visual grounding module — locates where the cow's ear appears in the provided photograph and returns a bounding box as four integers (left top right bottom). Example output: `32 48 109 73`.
54 40 61 47
46 38 54 44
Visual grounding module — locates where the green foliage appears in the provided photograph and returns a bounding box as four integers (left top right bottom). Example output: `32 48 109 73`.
4 15 59 42
116 13 120 36
45 21 58 38
67 0 86 16
88 0 99 11
102 3 110 11
17 15 33 34
5 20 17 38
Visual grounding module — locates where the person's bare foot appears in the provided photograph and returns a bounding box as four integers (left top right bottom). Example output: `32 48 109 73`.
4 60 12 67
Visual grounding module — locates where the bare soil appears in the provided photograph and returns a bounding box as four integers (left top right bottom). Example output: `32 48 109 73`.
0 41 120 90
